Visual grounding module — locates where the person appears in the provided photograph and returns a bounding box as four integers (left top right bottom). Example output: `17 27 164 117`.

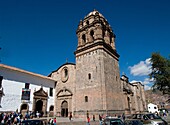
36 111 39 118
99 115 102 125
86 116 90 125
163 112 167 119
122 113 125 121
69 112 72 121
93 115 95 121
53 117 57 125
50 118 53 125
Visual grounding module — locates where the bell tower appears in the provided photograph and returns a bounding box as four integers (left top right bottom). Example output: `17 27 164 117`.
76 10 116 51
74 10 124 117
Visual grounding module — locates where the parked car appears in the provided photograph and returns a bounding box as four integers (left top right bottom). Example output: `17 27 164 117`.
102 117 125 125
21 119 43 125
131 113 167 125
125 119 143 125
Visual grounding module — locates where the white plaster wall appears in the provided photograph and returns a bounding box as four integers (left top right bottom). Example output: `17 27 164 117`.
148 103 158 113
0 79 54 112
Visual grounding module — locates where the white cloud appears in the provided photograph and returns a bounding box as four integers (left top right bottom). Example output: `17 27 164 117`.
144 85 151 90
130 77 153 90
129 58 151 76
130 80 142 83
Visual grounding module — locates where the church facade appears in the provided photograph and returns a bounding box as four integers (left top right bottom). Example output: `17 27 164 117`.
49 10 146 118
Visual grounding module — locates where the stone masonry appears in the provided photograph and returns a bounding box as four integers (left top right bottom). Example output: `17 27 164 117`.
49 10 146 120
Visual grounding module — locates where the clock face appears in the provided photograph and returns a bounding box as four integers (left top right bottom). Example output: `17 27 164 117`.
61 67 69 83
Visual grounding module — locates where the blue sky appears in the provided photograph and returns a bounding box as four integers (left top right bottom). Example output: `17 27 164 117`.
0 0 170 90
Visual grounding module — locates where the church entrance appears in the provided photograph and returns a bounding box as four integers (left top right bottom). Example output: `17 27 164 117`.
61 101 68 117
35 100 43 113
33 87 48 117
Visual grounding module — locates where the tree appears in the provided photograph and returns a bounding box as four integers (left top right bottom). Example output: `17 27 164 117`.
149 52 170 94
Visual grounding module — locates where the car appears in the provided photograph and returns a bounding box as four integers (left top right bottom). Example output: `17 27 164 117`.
125 119 143 125
102 117 125 125
131 113 167 125
21 119 43 125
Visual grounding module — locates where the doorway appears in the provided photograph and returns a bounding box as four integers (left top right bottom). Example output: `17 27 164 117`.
61 101 68 117
20 103 29 115
35 100 43 116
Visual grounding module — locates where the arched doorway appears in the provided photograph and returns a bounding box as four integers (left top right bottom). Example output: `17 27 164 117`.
33 87 48 117
61 101 68 117
49 105 54 117
35 100 43 116
20 103 29 115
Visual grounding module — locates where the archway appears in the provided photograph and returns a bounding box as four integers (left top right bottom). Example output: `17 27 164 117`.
20 103 29 115
49 105 54 117
61 101 68 117
35 100 43 116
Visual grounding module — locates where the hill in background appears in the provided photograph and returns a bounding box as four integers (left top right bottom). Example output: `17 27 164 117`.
145 90 170 110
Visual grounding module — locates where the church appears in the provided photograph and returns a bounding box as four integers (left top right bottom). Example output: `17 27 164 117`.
49 10 146 118
0 10 146 118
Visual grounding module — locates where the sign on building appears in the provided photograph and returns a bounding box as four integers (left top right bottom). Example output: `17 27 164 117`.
21 88 31 102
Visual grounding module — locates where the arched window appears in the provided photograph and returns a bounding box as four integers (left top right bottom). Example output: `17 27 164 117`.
90 30 94 41
88 73 91 80
127 97 130 109
64 69 68 78
110 35 112 45
86 20 89 25
85 96 88 102
102 30 105 38
82 34 86 44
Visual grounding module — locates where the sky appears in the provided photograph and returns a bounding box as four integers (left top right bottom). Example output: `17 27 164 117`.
0 0 170 90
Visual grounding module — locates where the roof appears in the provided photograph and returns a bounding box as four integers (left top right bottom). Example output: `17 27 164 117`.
48 62 75 77
0 64 55 81
84 9 104 19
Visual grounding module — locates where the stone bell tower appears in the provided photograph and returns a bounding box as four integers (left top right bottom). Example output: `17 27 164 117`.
74 10 124 117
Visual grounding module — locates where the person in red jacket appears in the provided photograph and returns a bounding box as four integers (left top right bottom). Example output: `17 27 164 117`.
87 116 90 125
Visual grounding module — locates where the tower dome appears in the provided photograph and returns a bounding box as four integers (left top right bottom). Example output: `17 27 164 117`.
76 9 116 51
84 9 104 19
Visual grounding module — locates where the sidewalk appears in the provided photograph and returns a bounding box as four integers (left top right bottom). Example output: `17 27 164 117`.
36 117 99 125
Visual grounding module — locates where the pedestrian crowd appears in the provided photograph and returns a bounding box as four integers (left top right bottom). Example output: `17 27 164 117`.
0 111 38 125
0 112 24 124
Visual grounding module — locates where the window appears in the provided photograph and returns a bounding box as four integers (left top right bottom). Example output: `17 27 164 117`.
25 83 30 89
85 96 88 102
49 88 53 96
88 73 91 80
64 69 68 78
90 30 94 40
82 34 86 44
86 20 89 25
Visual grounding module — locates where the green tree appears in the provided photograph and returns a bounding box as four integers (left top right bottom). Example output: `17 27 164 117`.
149 52 170 94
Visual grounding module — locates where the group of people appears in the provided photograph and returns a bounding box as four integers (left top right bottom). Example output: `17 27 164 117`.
0 112 24 124
0 111 43 125
48 118 57 125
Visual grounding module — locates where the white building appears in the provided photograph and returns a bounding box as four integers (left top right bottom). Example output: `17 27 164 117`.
0 64 56 116
148 103 159 113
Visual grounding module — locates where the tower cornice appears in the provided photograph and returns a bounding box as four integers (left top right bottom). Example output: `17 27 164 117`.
74 41 119 60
